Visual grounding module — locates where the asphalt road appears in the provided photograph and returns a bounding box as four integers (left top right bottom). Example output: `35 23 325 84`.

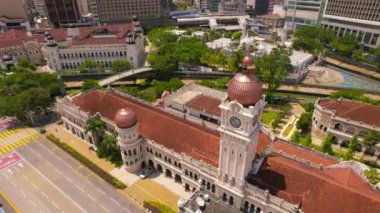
0 138 144 213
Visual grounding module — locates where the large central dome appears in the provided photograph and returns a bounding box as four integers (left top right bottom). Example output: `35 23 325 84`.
227 56 263 106
114 108 137 129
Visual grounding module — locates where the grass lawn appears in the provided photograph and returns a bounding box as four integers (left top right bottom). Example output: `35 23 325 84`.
283 124 294 138
262 110 279 125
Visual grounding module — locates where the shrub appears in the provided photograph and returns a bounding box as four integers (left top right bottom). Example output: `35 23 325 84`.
40 129 46 134
144 200 176 213
322 133 333 154
363 168 380 185
46 134 126 189
291 131 301 144
57 120 64 125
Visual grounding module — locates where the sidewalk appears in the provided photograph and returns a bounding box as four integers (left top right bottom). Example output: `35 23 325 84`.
324 57 380 80
44 123 115 172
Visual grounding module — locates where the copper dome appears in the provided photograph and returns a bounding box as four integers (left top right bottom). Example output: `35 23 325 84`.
114 108 137 129
227 57 263 106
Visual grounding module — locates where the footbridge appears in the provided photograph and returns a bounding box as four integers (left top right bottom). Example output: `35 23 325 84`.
99 66 153 86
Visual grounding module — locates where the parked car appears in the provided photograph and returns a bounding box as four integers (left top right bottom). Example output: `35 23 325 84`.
139 167 154 179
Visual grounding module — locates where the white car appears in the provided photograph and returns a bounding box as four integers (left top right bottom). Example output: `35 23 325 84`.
139 167 154 179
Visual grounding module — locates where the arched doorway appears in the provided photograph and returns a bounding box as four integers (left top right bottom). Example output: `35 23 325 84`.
229 196 234 206
243 201 249 212
141 161 146 168
148 159 154 167
175 174 182 183
334 123 344 131
365 147 376 156
165 169 172 178
340 140 350 148
332 136 338 145
185 183 190 191
156 164 163 173
249 204 255 213
256 207 261 213
211 184 216 193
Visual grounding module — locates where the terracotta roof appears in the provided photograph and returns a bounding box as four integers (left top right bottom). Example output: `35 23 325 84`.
186 95 221 117
247 153 380 213
318 99 380 127
72 90 220 166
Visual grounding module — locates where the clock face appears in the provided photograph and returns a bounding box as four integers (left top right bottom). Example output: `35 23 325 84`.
229 116 241 128
253 115 258 126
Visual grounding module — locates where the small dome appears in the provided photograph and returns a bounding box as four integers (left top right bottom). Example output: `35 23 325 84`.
227 57 263 106
114 108 137 129
132 15 138 22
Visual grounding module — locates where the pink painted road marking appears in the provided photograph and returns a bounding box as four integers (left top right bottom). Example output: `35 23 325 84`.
0 152 22 171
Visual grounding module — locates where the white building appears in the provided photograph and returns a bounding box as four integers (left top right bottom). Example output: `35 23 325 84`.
57 57 380 212
43 22 145 71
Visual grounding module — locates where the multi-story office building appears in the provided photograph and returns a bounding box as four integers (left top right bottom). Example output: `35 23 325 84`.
268 0 284 13
90 0 170 24
194 0 221 12
218 0 246 15
45 0 81 27
320 0 380 48
285 0 325 30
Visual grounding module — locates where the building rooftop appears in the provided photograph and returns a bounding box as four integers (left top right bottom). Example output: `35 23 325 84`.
72 90 220 166
247 152 380 213
318 99 380 127
172 91 200 105
186 95 221 117
70 90 380 213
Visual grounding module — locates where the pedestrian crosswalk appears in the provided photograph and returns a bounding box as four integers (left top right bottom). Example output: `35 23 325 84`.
0 128 39 156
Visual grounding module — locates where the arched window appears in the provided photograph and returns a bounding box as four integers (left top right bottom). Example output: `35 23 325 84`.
222 193 227 202
334 123 344 131
229 196 234 206
346 126 356 134
340 140 350 148
359 130 367 137
365 147 376 156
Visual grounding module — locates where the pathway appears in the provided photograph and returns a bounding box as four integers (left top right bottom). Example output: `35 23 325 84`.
324 57 380 80
99 67 152 87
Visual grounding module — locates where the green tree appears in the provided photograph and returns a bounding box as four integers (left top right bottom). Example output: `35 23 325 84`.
271 32 281 44
300 102 315 113
322 133 334 154
111 60 132 72
18 58 37 71
302 134 312 147
96 134 122 167
330 89 364 100
82 79 100 92
168 77 184 91
363 130 380 148
256 46 292 100
296 112 312 133
333 34 358 57
227 50 244 72
79 59 103 73
201 50 228 70
232 31 242 41
348 135 359 153
175 37 210 67
147 26 177 46
363 168 380 185
291 131 301 144
85 116 106 147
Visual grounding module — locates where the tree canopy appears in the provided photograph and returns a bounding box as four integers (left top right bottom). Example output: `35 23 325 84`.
111 60 132 72
322 133 334 154
96 134 122 167
82 79 100 92
256 45 292 100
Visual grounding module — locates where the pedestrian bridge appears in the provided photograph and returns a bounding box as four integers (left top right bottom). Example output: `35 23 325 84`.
99 66 153 86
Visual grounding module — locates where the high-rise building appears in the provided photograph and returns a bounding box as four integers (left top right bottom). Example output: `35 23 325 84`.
90 0 170 24
285 0 325 30
218 0 246 15
268 0 283 13
194 0 221 12
45 0 81 27
321 0 380 48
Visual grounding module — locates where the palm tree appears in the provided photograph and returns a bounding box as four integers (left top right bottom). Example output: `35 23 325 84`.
85 116 106 147
97 134 122 166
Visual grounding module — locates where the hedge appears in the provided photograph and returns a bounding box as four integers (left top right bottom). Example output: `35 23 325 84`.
143 200 177 213
46 134 126 189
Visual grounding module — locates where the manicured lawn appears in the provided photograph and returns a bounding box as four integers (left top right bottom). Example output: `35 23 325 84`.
261 110 279 125
283 124 294 138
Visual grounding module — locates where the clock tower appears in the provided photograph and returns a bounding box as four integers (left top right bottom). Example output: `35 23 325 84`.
218 57 265 192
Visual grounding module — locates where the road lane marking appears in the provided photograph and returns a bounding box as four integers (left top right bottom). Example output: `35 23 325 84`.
99 204 111 213
88 194 96 202
51 201 60 209
10 181 17 187
18 152 89 213
65 177 73 183
110 197 121 206
41 192 48 199
7 169 13 175
20 190 26 197
29 200 37 207
75 185 85 193
55 168 62 175
31 183 39 190
22 174 29 180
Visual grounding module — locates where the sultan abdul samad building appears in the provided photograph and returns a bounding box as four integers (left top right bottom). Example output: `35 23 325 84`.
57 57 380 213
